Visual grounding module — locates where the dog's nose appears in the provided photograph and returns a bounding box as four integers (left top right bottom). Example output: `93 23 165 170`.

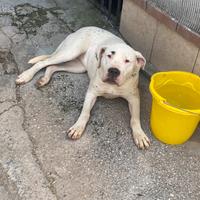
108 68 120 78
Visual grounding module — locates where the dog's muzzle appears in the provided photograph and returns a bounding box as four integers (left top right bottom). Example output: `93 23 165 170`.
108 67 120 78
103 67 120 85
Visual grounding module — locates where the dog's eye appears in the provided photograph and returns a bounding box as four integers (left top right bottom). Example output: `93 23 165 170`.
107 54 112 58
111 51 115 55
125 59 130 63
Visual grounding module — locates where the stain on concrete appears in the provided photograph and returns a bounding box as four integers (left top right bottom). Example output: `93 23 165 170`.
11 3 68 37
12 4 49 36
0 50 17 75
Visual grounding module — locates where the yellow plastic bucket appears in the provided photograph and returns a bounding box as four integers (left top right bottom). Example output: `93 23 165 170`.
149 71 200 144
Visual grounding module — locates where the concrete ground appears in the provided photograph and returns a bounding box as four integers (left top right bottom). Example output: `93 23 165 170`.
0 0 200 199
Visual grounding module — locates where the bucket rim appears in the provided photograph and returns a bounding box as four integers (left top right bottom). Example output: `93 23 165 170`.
151 71 200 78
149 71 200 116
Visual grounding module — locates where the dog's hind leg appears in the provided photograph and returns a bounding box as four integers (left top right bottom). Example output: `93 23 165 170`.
35 59 86 88
16 29 90 85
28 55 49 64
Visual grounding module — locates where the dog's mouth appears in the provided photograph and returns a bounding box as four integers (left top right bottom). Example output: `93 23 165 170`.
103 77 119 86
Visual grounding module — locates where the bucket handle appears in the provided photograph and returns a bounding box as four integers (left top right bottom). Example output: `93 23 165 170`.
163 101 200 116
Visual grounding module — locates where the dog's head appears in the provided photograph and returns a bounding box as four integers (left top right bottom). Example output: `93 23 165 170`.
96 43 146 86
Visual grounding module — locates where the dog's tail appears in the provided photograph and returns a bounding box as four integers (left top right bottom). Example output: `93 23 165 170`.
28 55 49 64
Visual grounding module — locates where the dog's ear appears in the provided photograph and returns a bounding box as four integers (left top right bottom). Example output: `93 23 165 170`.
135 51 146 70
96 47 106 68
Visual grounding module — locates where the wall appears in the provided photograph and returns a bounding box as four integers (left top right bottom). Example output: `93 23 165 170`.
120 0 200 75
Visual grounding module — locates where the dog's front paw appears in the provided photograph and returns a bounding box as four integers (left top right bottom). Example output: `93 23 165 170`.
133 131 150 150
16 71 33 85
67 123 85 140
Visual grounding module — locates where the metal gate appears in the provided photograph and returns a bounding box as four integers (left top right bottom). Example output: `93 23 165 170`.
90 0 200 35
89 0 123 26
147 0 200 34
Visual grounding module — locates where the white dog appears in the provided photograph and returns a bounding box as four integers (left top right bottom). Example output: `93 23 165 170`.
16 27 150 149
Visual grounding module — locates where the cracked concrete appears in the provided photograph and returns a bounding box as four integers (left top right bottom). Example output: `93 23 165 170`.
0 105 57 200
0 0 200 200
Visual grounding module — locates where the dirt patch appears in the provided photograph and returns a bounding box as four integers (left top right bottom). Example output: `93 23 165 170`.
11 3 69 38
12 3 49 36
0 50 18 75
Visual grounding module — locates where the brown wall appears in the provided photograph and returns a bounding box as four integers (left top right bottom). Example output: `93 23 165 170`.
120 0 200 75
